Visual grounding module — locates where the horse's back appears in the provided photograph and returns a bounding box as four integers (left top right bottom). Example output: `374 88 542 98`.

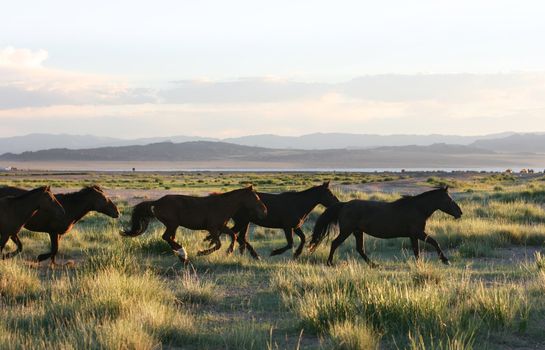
0 186 27 198
156 194 206 211
342 199 417 237
248 191 310 228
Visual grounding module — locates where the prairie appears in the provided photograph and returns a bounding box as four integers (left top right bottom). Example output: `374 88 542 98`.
1 171 545 349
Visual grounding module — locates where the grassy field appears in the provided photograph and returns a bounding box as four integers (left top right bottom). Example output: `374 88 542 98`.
1 171 545 349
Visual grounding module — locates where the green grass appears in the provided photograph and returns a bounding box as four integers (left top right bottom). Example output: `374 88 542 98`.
2 171 545 349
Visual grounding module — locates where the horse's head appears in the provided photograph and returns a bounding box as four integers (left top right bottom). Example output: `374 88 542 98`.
316 181 339 207
87 185 120 218
435 186 463 219
243 185 267 219
38 186 65 219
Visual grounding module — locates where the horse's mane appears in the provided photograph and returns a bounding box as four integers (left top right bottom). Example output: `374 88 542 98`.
208 187 252 197
11 186 48 200
394 187 445 204
282 184 324 195
61 185 104 199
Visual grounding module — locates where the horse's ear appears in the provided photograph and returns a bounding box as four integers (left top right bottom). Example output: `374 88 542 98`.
323 181 330 188
247 184 254 191
444 185 449 191
44 185 51 191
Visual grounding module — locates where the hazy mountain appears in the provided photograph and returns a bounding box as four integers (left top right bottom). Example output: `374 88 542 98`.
471 133 545 153
2 141 541 169
0 141 269 162
7 131 545 155
223 132 514 149
0 134 121 154
0 133 216 154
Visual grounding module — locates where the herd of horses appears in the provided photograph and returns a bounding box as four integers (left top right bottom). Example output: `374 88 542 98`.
0 181 463 266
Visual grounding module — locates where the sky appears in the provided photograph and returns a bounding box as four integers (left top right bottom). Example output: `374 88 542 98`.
1 0 545 138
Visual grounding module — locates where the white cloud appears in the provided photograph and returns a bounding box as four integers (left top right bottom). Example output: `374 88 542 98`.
0 46 48 68
0 47 544 137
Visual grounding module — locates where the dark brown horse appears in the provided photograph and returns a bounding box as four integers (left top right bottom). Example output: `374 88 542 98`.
0 185 119 264
0 186 65 259
121 186 267 263
213 182 339 259
309 186 462 266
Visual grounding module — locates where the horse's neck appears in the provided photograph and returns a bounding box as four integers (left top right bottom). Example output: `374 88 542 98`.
209 192 244 218
411 195 439 218
61 193 93 223
12 194 41 224
287 190 322 217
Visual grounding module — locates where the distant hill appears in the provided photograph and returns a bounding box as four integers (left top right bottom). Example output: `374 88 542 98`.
0 133 216 154
0 134 120 154
2 141 541 169
0 141 269 162
471 133 545 153
224 132 514 149
0 132 519 154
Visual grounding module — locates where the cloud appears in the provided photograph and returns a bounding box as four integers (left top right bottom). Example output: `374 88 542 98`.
1 46 544 137
0 46 48 68
0 46 152 108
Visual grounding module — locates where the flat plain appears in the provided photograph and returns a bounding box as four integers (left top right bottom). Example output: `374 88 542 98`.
1 170 545 349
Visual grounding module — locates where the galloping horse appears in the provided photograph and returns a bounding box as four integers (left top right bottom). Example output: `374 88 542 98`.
0 185 119 264
309 186 462 266
121 186 267 263
0 186 65 259
212 182 338 259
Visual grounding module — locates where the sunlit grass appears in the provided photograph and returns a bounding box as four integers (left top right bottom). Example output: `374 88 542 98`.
2 172 545 349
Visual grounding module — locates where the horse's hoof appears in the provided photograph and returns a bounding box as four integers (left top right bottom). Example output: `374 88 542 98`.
369 262 379 268
249 254 261 261
326 261 334 267
176 255 189 264
442 259 451 266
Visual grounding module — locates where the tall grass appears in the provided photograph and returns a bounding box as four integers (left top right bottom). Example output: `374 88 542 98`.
272 260 530 348
3 173 545 349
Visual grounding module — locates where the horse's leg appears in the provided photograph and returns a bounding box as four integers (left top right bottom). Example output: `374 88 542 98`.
37 232 59 264
197 230 222 256
161 226 187 263
5 234 23 258
235 222 248 255
410 236 420 260
222 226 237 255
270 228 294 256
293 227 306 258
327 229 351 266
1 234 10 259
417 231 450 265
236 223 260 259
354 231 378 268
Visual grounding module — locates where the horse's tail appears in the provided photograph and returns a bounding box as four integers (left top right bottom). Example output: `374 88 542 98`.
308 202 345 252
120 201 156 237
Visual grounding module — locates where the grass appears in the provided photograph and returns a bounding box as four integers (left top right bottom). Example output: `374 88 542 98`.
2 171 545 349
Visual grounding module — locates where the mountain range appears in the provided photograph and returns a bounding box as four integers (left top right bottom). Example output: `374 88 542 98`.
1 140 543 170
0 132 544 170
0 131 541 154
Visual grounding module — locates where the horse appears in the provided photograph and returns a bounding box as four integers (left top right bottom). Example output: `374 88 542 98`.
309 186 462 266
0 186 65 259
120 185 267 263
0 185 119 264
209 181 339 259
